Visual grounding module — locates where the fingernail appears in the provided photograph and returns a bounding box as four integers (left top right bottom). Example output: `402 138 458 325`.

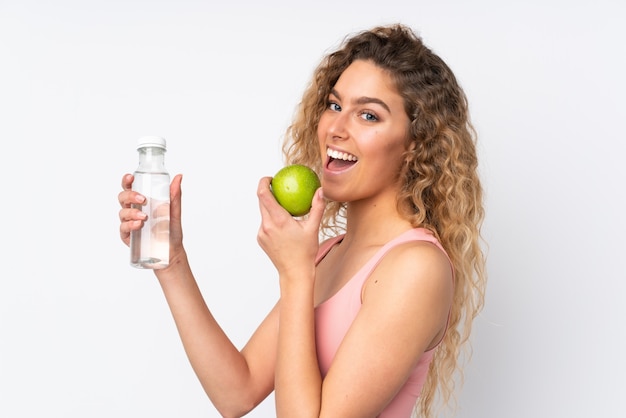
135 195 146 203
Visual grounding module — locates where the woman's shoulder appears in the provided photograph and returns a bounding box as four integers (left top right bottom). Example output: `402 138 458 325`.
383 228 451 271
383 238 451 276
363 231 454 301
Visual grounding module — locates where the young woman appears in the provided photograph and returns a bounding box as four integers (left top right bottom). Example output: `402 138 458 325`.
118 24 486 418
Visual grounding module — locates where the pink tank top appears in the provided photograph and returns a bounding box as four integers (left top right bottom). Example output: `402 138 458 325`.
314 228 452 417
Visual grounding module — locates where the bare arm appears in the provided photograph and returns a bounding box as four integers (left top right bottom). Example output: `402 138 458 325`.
256 177 453 417
118 174 277 417
155 255 278 416
256 177 325 416
317 242 453 417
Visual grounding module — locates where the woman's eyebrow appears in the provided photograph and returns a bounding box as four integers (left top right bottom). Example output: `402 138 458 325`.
354 96 390 113
330 88 391 113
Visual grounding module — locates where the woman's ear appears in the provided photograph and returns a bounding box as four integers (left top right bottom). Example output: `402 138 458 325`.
404 140 417 163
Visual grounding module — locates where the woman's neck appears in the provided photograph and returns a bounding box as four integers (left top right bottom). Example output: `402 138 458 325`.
341 195 413 247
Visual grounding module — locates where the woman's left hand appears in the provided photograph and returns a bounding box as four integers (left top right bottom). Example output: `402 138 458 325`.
256 176 325 281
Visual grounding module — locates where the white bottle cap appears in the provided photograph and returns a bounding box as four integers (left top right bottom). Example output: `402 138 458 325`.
137 136 167 150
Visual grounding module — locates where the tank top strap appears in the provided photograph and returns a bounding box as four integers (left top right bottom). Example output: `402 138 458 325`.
358 228 449 279
315 234 345 264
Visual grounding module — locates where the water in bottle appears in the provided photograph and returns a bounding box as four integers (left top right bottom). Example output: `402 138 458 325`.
130 136 170 269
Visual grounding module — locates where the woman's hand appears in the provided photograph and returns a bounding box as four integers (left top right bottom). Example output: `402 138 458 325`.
118 173 147 247
256 176 325 280
118 173 185 259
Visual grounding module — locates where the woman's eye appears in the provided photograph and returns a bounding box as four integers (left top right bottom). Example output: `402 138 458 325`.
360 111 378 122
329 102 341 112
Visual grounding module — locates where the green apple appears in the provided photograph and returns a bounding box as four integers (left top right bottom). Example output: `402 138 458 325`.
270 164 321 216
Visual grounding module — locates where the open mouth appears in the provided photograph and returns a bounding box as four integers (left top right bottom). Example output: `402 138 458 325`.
326 148 358 170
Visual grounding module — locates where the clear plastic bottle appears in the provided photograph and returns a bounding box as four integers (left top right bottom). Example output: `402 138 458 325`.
130 136 170 269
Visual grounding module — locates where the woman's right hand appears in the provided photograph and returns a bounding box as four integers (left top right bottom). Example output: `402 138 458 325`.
118 173 185 256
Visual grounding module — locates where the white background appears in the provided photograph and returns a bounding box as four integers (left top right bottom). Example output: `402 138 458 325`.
1 1 625 417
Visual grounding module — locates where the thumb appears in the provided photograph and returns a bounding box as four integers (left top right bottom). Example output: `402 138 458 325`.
306 188 326 228
169 174 184 243
170 174 183 217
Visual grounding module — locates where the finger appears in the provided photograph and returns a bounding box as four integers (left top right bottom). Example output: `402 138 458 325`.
169 174 183 220
257 176 275 218
257 176 290 219
119 201 146 246
119 173 146 209
169 174 183 242
118 189 146 209
118 207 147 223
119 219 142 246
121 173 133 190
305 188 326 229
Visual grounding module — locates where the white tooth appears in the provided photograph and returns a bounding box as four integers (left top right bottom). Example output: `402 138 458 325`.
327 148 357 161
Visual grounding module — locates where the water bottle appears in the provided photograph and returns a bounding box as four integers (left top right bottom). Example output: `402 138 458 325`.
130 136 170 269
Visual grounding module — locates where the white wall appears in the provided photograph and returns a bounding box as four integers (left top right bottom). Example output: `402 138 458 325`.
1 1 624 417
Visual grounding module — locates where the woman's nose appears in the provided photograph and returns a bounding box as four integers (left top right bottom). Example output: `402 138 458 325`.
327 112 349 140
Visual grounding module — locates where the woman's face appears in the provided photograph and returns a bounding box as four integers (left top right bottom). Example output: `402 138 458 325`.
317 59 411 204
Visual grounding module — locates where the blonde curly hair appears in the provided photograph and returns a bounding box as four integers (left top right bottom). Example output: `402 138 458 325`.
282 24 487 418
